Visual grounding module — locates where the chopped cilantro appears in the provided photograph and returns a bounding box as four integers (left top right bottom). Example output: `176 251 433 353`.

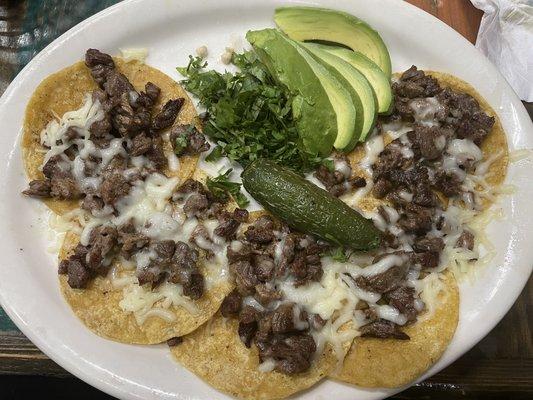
177 52 327 173
325 247 350 263
173 135 189 155
206 169 249 208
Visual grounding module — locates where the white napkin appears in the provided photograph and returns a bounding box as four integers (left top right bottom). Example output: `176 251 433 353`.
470 0 533 101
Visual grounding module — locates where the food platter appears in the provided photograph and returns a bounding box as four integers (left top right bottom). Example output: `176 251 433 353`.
0 1 531 399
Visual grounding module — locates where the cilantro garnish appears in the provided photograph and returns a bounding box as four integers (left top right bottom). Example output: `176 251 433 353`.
177 52 327 173
206 169 249 208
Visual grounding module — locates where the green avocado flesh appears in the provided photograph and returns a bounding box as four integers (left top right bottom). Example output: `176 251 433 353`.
246 29 337 156
275 6 392 77
321 45 392 114
242 159 382 250
303 43 378 144
296 43 358 151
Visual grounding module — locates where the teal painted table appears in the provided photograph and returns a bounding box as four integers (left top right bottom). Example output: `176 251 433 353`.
0 1 531 399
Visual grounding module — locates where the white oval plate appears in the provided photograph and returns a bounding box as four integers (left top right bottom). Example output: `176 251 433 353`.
0 0 531 399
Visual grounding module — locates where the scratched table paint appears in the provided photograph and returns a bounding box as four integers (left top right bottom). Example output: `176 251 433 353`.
0 1 531 399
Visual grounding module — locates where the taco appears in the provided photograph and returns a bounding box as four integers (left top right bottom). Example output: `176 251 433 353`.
165 67 509 397
331 68 508 387
170 313 337 400
22 49 236 343
22 54 198 215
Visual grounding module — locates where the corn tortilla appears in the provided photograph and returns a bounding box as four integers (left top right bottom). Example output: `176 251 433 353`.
332 272 458 388
170 313 337 400
59 230 233 344
22 58 199 215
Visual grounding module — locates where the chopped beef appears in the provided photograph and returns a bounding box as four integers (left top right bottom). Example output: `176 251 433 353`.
413 182 437 207
434 169 462 197
238 306 259 347
271 303 296 334
394 66 441 98
314 159 366 197
166 337 183 347
64 259 91 289
275 234 296 277
254 284 282 306
104 70 136 102
169 241 204 300
220 289 242 317
145 136 167 170
398 203 433 234
360 319 409 340
244 216 275 244
134 82 161 109
137 267 164 287
456 111 495 145
183 193 210 217
112 93 150 136
373 140 411 179
170 124 210 156
214 218 240 239
268 334 316 375
151 98 184 132
91 89 113 113
413 237 445 253
407 126 447 161
99 173 131 205
412 251 440 269
176 179 207 195
154 240 176 260
50 174 81 200
386 286 419 322
309 314 326 330
85 49 115 86
227 241 253 263
438 88 495 145
231 260 259 295
253 254 275 282
290 253 323 287
42 155 65 179
89 117 112 138
130 132 152 156
102 155 127 177
118 230 150 259
86 225 118 272
22 179 51 198
144 82 161 102
372 177 393 199
355 262 409 294
232 208 249 223
81 194 104 214
456 229 475 250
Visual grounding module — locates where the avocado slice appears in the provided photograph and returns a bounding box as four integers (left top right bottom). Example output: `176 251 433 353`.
246 29 357 154
274 6 392 77
319 45 393 114
303 43 377 143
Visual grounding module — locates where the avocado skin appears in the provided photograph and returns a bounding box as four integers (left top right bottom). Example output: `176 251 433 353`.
242 159 382 250
275 6 392 77
246 29 337 156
